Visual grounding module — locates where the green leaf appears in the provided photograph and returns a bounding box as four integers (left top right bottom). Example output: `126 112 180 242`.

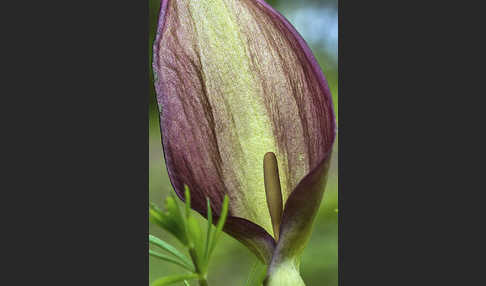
149 250 194 272
182 187 194 248
149 203 175 236
184 186 191 219
203 198 213 263
209 195 229 256
187 214 203 267
164 195 188 245
183 281 190 286
184 187 203 260
149 235 193 269
151 274 199 286
149 203 163 224
182 186 203 270
166 195 186 227
150 198 188 246
244 259 268 286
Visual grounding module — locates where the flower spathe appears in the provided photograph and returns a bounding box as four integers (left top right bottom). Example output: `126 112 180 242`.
153 0 336 282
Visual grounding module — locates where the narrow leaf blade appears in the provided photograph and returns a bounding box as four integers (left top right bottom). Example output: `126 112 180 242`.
149 250 194 272
151 274 198 286
149 235 193 268
203 198 213 262
165 196 189 246
184 186 191 219
209 195 229 256
186 215 203 267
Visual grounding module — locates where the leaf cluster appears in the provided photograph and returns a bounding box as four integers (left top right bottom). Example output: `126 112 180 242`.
149 186 229 285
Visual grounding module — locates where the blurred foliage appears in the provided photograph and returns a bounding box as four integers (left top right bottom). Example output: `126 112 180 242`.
149 0 338 285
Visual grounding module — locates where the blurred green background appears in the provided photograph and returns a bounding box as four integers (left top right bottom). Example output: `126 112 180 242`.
149 0 338 285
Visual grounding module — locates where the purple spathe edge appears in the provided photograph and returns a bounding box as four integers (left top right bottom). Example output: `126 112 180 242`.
152 0 189 213
152 0 169 80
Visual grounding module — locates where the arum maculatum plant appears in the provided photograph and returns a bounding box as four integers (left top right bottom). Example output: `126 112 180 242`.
153 0 336 285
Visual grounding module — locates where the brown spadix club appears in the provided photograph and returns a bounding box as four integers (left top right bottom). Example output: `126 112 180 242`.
263 152 283 241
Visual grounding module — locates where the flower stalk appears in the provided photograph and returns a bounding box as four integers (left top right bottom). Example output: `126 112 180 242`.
264 258 305 286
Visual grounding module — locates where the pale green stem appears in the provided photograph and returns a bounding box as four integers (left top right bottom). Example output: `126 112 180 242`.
264 259 305 286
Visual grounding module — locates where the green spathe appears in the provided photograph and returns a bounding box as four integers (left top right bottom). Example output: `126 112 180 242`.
187 0 288 236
